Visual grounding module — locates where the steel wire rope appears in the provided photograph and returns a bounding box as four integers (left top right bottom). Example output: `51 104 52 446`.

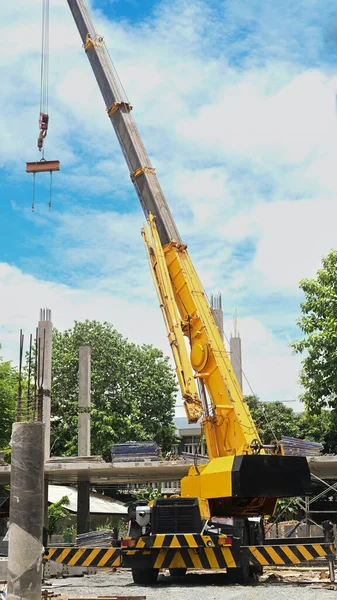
79 0 96 39
178 250 278 444
104 43 130 105
40 0 49 116
219 323 279 444
196 274 278 441
80 0 129 104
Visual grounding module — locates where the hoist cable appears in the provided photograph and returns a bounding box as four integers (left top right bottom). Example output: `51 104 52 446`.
40 0 50 115
32 173 36 212
48 171 52 211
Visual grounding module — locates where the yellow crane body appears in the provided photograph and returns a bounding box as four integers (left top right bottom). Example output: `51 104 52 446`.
59 0 321 584
143 214 310 518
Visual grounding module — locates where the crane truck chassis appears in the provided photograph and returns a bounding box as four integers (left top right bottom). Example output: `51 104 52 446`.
45 519 335 583
42 0 336 584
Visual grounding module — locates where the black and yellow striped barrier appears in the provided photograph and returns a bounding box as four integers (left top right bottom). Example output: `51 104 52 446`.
131 534 228 548
44 547 121 567
44 541 334 570
245 543 335 567
128 547 237 570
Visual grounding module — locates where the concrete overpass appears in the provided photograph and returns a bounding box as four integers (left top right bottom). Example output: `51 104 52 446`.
0 455 336 486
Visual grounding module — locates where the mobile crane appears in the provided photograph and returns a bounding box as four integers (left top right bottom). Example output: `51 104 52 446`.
44 0 336 583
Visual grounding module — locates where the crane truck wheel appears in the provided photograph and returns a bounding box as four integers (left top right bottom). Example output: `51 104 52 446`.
226 565 250 584
131 568 159 584
169 568 187 578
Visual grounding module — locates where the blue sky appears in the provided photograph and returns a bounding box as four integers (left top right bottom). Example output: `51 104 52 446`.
2 0 337 411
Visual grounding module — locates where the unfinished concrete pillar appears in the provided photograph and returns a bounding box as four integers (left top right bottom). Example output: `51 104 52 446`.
230 310 243 390
78 346 91 457
38 308 52 460
210 293 224 341
77 481 90 535
77 346 91 535
7 422 44 600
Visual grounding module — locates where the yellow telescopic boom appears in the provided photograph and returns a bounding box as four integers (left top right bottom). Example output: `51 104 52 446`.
143 214 260 459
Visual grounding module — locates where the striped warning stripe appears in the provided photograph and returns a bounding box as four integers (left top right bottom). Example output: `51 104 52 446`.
44 547 121 567
134 534 226 549
44 542 334 570
246 543 335 566
123 546 237 570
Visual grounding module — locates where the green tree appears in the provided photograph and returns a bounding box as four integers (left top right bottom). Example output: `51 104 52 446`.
51 321 177 459
245 395 300 444
48 495 71 539
0 347 17 449
246 395 335 452
292 250 337 414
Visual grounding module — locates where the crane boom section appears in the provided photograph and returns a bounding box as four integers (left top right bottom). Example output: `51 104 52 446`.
67 0 181 247
144 216 261 458
142 217 203 425
67 0 261 457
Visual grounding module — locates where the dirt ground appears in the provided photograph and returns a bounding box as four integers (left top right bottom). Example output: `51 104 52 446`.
44 566 337 600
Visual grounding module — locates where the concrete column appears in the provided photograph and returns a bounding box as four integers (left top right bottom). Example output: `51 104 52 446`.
7 422 44 600
77 481 90 535
77 346 91 535
78 346 91 457
210 292 224 341
38 308 52 461
230 335 243 390
212 308 224 341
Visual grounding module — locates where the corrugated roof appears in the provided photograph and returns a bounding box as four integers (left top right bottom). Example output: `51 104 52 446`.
173 417 201 433
48 485 127 515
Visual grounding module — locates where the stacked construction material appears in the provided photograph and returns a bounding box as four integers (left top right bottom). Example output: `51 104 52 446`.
280 436 323 456
111 441 161 463
47 455 105 463
76 529 115 547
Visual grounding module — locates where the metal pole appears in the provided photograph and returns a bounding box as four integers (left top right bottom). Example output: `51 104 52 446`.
323 520 335 582
305 496 310 537
7 422 45 600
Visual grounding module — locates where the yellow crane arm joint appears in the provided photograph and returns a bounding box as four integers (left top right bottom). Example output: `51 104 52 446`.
108 102 133 117
84 33 103 52
130 167 155 181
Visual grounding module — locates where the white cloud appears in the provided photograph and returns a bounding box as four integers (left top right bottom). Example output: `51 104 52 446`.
0 262 303 412
2 0 337 410
223 316 302 409
0 261 167 360
223 196 337 290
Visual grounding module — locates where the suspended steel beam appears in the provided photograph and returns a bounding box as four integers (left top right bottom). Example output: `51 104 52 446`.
26 160 60 173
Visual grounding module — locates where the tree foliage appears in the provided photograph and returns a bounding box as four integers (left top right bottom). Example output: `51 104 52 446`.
0 347 17 449
292 250 337 413
245 395 337 452
51 320 177 460
48 495 71 538
245 395 300 444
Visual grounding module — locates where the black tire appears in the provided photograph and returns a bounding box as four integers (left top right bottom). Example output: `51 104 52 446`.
249 564 263 580
227 566 250 584
132 568 159 584
169 568 187 577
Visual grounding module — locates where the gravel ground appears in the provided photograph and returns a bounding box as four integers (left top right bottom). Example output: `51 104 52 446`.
45 568 337 600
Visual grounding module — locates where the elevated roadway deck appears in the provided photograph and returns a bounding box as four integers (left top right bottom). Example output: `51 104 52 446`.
0 458 191 486
0 455 336 486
